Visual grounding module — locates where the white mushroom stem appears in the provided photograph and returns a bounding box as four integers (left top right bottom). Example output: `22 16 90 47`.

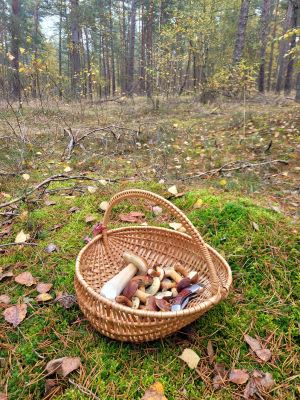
132 297 140 309
135 289 150 303
165 267 182 283
145 277 160 295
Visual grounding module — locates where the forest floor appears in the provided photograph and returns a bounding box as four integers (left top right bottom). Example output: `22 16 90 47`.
0 95 299 399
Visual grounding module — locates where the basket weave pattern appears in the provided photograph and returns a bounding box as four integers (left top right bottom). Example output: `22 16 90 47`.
75 189 232 342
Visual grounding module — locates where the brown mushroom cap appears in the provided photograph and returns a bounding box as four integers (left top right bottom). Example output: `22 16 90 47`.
131 275 153 287
115 295 133 307
155 298 171 311
122 280 139 299
177 277 192 292
122 252 148 275
145 296 159 311
174 263 189 277
161 278 177 290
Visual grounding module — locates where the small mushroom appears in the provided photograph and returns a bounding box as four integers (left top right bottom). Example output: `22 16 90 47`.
148 266 164 281
165 266 183 283
161 278 177 290
145 277 160 295
131 275 153 286
145 296 159 311
123 252 148 275
187 271 199 283
171 287 178 297
155 298 171 311
122 280 150 303
115 295 133 307
177 277 192 292
174 263 189 277
132 296 140 309
155 291 173 300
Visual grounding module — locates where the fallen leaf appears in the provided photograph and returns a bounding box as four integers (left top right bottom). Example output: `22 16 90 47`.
168 185 178 195
252 221 259 231
36 293 53 302
229 369 249 385
83 236 92 243
244 370 275 399
55 292 76 309
207 340 214 364
270 205 281 213
152 206 163 216
98 179 107 186
0 224 12 237
212 363 228 389
22 173 30 181
44 243 58 253
64 166 72 172
85 215 97 223
169 222 186 232
0 393 7 400
179 348 200 369
257 371 275 390
68 206 79 213
0 295 10 305
99 201 109 211
3 304 27 327
120 212 145 223
244 334 261 352
0 271 13 282
87 186 97 194
141 382 168 400
15 271 36 286
44 379 62 399
45 357 81 377
44 200 56 206
36 283 53 294
193 198 204 208
255 348 272 362
15 230 30 243
219 179 227 186
92 223 105 236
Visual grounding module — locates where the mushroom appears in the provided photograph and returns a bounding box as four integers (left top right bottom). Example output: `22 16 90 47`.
122 279 150 303
161 278 177 290
187 271 199 284
145 277 160 295
177 277 192 292
115 295 133 307
155 291 173 300
174 263 189 277
155 298 171 311
100 251 148 300
171 288 178 297
132 297 140 309
144 296 159 311
164 266 183 283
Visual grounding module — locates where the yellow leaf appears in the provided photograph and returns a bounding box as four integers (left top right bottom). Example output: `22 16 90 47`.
36 293 53 302
22 173 30 181
193 198 203 208
87 186 97 194
6 52 15 61
99 201 108 211
64 166 72 172
219 179 227 186
179 348 200 369
19 47 25 54
168 185 178 195
15 230 30 244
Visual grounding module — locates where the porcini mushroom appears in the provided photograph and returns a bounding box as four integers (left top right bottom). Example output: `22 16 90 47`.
100 252 148 300
177 277 192 292
155 298 171 311
132 297 140 309
155 291 173 300
115 295 133 307
161 278 177 290
164 266 183 283
174 263 189 277
187 271 199 284
144 296 159 311
122 278 151 303
145 277 160 295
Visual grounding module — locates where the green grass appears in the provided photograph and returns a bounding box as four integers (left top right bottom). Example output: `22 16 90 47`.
0 184 299 400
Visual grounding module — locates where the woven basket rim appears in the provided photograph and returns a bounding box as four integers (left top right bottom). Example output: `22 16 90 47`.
75 225 231 319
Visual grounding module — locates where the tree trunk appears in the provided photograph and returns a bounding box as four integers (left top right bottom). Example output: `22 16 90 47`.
233 0 251 64
127 0 137 94
145 0 154 97
11 0 21 101
295 73 300 101
109 0 116 95
284 1 299 94
258 0 271 92
69 0 81 97
266 0 279 91
58 0 63 99
84 28 92 99
179 47 191 95
275 0 294 93
32 0 40 99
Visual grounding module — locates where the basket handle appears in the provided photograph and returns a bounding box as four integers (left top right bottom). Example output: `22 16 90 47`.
102 189 220 295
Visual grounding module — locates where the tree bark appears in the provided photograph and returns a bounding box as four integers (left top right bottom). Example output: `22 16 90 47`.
284 1 299 94
58 0 63 99
233 0 251 64
69 0 81 97
11 0 21 101
295 72 300 101
275 0 294 93
84 28 92 99
109 0 116 95
127 0 137 94
266 0 279 91
258 0 271 92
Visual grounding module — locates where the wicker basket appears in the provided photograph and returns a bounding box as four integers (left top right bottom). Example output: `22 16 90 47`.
75 189 232 342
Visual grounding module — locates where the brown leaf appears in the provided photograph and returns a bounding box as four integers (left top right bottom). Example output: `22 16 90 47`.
0 224 12 237
85 215 96 223
179 348 200 369
0 295 10 305
141 382 168 400
244 334 261 352
119 212 145 223
207 340 214 364
3 304 27 327
36 293 53 302
44 200 56 206
212 363 228 389
37 283 53 294
251 221 260 231
45 357 81 377
0 393 8 400
55 292 76 309
0 271 13 282
229 369 249 385
15 271 36 286
256 348 272 362
68 206 79 213
244 370 275 399
44 378 62 399
244 378 257 399
257 372 275 391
